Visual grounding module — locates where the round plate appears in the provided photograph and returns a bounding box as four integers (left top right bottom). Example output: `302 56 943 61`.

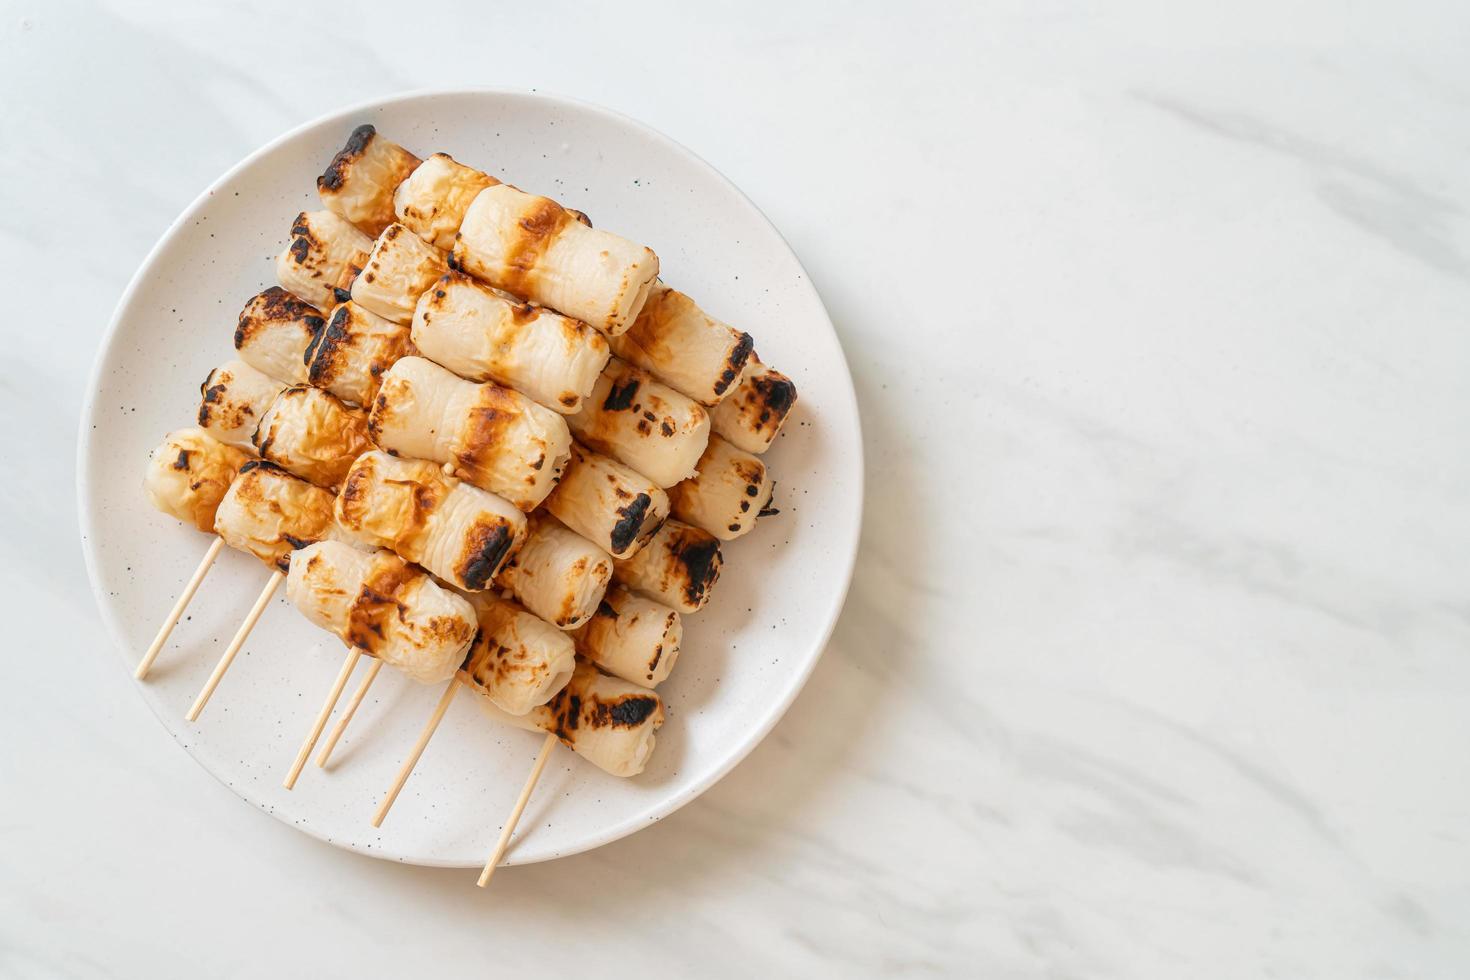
78 89 862 867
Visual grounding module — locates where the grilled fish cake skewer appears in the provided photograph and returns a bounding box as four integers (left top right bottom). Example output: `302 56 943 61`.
137 429 253 679
571 586 682 689
543 441 669 560
185 461 367 720
392 152 498 251
710 355 797 454
453 183 658 336
316 125 421 238
334 450 527 591
275 210 374 309
350 223 448 325
458 591 576 716
669 434 775 541
234 287 327 385
568 358 710 489
612 519 722 614
608 283 753 407
305 301 416 407
285 540 478 685
410 270 609 415
495 513 614 630
369 356 571 512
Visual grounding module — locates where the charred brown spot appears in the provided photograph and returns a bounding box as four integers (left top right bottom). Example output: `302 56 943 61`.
458 522 516 589
197 378 227 426
172 449 192 470
733 459 765 485
289 237 310 262
509 302 539 326
673 531 721 607
559 393 578 407
660 420 674 437
454 388 524 486
333 458 373 524
303 310 330 365
317 124 376 192
237 459 288 477
345 555 417 656
714 332 756 396
758 483 779 518
262 286 315 318
603 377 640 412
752 371 797 420
307 308 353 385
562 694 582 734
591 695 658 728
237 287 325 352
501 197 572 296
609 492 652 554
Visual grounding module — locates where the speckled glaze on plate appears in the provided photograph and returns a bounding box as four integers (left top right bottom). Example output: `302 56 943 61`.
77 89 863 868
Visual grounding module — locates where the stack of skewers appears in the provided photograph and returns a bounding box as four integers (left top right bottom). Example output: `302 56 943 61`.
137 126 799 885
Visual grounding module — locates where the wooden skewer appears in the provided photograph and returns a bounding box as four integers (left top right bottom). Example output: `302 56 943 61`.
185 570 285 722
316 657 383 769
136 538 225 680
284 648 362 789
371 680 460 827
478 732 558 887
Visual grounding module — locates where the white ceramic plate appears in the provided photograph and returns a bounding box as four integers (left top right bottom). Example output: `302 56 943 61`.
78 89 862 867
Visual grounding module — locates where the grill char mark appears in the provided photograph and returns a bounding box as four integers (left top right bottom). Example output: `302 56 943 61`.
317 124 377 192
608 492 653 554
459 523 516 590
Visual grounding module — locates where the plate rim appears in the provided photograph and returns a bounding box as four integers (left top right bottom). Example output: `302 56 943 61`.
76 86 865 867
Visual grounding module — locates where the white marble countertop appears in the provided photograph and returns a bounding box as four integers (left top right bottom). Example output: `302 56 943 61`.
5 1 1467 976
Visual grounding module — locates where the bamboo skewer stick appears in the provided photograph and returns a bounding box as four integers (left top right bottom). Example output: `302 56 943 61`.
478 732 558 887
284 648 362 789
316 658 383 768
185 570 285 721
136 538 225 680
371 680 460 827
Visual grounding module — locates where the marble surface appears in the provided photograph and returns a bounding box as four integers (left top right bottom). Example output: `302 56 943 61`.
3 0 1467 976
